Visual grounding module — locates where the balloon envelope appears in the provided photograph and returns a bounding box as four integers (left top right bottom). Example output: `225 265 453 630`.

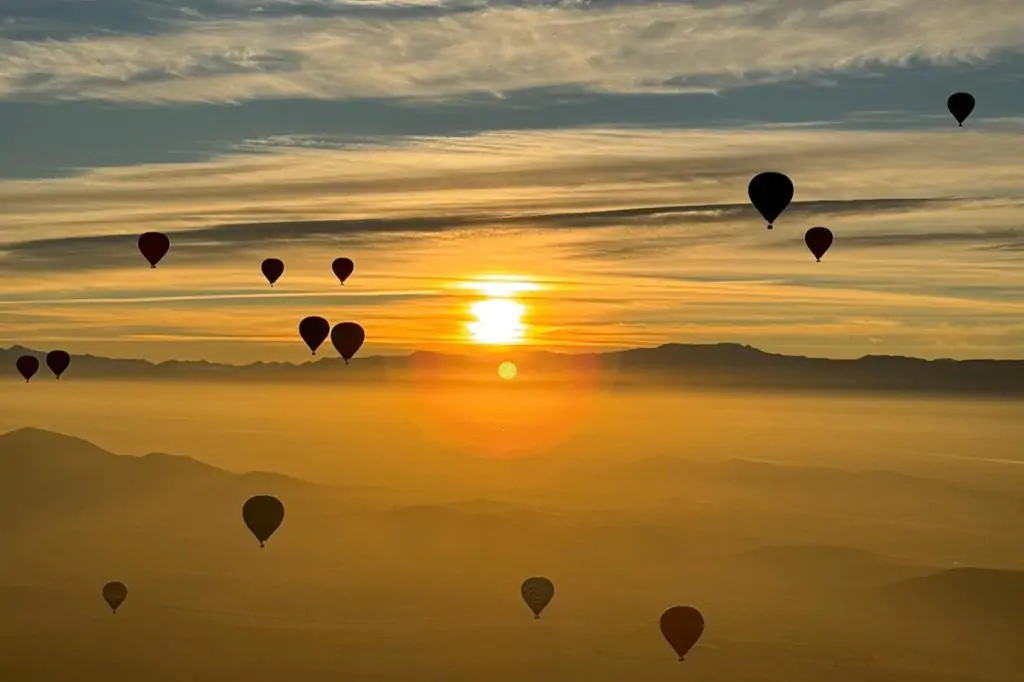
521 577 555 619
45 350 71 379
332 258 354 285
242 495 285 547
330 322 365 365
660 606 705 661
138 232 170 268
103 581 128 613
748 172 794 229
947 92 975 126
299 316 331 355
804 226 834 262
16 355 39 382
261 258 284 286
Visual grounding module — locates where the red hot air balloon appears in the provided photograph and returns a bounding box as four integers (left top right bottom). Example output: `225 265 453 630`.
299 316 330 355
45 350 71 379
16 355 39 382
748 172 794 229
138 232 170 268
330 322 365 365
332 258 354 285
660 606 705 662
261 258 284 287
804 226 834 262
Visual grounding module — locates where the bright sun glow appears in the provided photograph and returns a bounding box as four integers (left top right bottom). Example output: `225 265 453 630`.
468 299 526 344
497 361 517 380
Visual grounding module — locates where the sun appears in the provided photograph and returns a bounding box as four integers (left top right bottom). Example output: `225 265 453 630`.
468 298 526 344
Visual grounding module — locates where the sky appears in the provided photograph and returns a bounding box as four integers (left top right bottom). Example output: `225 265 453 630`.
0 0 1022 364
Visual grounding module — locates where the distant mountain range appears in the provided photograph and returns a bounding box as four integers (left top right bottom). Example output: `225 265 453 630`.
3 342 1023 396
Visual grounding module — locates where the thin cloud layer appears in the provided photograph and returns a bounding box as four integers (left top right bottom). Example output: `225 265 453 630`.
2 0 1023 103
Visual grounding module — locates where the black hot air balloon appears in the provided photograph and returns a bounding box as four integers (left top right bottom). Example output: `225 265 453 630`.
102 581 128 614
805 226 833 262
45 350 71 379
261 258 284 287
521 577 555 619
16 355 39 383
947 92 975 127
299 316 330 355
138 232 170 268
242 495 285 548
332 258 354 285
330 322 365 365
660 606 705 662
748 172 794 229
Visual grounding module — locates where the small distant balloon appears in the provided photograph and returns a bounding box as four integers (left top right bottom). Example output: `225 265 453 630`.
16 355 39 383
804 226 834 262
521 577 555 619
45 350 71 379
261 258 284 287
947 92 975 127
748 172 794 229
330 322 365 365
660 606 705 662
138 232 170 268
102 581 128 614
299 316 330 355
332 258 354 285
242 495 285 548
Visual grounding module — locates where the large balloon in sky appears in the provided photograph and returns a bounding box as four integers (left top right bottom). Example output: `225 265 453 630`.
804 226 833 262
242 495 285 548
947 92 975 127
261 258 284 287
748 172 794 229
138 232 170 268
521 577 555 619
102 581 128 614
16 355 39 383
330 322 365 365
299 316 330 355
332 258 354 285
45 350 71 379
660 606 705 662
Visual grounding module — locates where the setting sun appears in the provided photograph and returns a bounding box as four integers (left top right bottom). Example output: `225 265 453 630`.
468 299 526 344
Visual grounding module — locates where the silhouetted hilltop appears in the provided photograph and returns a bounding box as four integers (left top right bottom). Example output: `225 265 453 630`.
3 342 1023 396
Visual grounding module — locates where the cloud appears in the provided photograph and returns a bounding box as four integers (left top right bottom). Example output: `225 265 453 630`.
1 0 1023 103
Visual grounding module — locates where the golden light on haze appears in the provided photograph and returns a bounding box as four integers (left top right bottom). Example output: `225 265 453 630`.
497 361 517 380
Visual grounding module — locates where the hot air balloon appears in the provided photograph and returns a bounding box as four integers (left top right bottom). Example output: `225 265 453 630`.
332 258 354 285
242 495 284 548
138 232 170 268
299 316 330 355
521 577 555 619
16 355 39 383
748 172 794 229
102 581 128 614
330 322 365 365
660 606 705 662
261 258 284 287
45 350 71 379
947 92 975 127
805 226 833 262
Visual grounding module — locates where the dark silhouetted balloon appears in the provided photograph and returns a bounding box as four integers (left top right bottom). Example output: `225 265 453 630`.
947 92 975 127
16 355 39 383
45 350 71 379
805 226 834 262
332 258 354 285
138 232 170 268
242 495 284 548
299 316 330 355
748 172 794 229
330 322 365 365
261 258 284 286
660 606 705 661
521 577 555 619
103 581 128 614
